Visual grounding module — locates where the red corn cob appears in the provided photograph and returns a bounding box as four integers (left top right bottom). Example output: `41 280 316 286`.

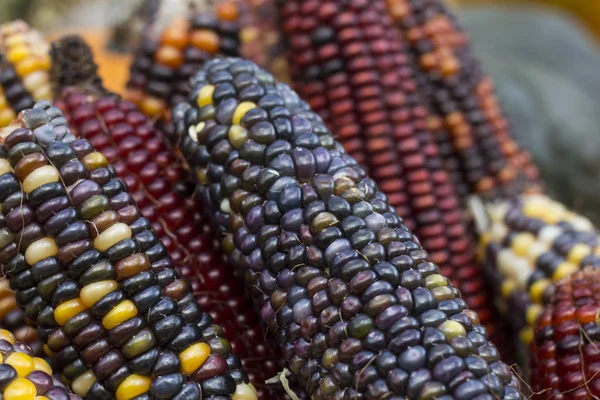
530 268 600 399
51 35 286 398
384 0 542 200
276 0 506 350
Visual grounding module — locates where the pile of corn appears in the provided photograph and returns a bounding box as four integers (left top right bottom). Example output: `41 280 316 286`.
0 0 596 399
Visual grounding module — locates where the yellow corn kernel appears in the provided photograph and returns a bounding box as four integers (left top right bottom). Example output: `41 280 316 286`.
54 298 87 326
116 374 151 400
139 96 166 118
500 280 516 298
511 233 536 257
438 320 466 340
82 152 108 171
4 378 36 400
490 223 508 242
15 58 38 77
537 225 562 245
232 102 257 126
25 238 58 265
31 85 51 101
526 304 544 327
35 55 51 71
488 202 508 222
179 342 211 375
522 196 548 218
595 247 600 258
0 329 15 345
233 383 258 400
22 165 59 194
526 242 548 264
530 278 551 304
567 244 592 265
519 327 534 345
93 223 132 252
424 274 447 289
102 300 137 330
0 158 13 175
552 262 580 282
32 357 52 375
0 108 16 128
5 352 34 377
196 85 215 107
80 280 119 308
6 46 28 64
228 125 248 149
71 370 96 397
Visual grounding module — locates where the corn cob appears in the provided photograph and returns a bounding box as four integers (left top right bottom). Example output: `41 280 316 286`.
0 103 255 399
529 268 600 399
275 0 504 349
383 0 541 200
478 194 598 352
125 2 240 121
50 34 286 398
174 57 524 399
0 328 83 400
0 20 51 127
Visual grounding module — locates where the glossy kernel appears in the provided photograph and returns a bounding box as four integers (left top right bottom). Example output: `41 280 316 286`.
0 329 16 344
232 102 257 126
179 342 211 375
196 85 215 107
54 298 87 326
80 280 119 308
22 165 59 194
93 223 132 252
71 370 97 397
115 374 151 400
5 352 34 377
4 378 36 400
102 300 137 330
25 238 58 265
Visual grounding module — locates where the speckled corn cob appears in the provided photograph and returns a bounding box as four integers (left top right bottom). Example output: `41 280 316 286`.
175 57 525 399
0 329 82 400
0 20 51 127
50 34 286 398
0 104 254 399
529 268 600 399
276 0 502 345
384 0 541 200
478 194 598 351
125 2 240 121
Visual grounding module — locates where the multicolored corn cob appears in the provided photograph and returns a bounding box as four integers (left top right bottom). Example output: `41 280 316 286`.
0 103 254 399
0 329 82 400
0 20 51 127
275 0 503 346
529 268 600 399
175 57 525 399
384 0 542 200
50 34 286 398
478 194 598 351
125 2 240 121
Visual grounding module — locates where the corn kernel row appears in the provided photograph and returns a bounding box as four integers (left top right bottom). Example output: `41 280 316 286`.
174 56 525 398
125 3 240 121
0 20 51 126
384 0 542 200
0 328 82 400
478 194 597 349
0 103 253 399
276 0 504 348
529 268 600 399
50 34 286 398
